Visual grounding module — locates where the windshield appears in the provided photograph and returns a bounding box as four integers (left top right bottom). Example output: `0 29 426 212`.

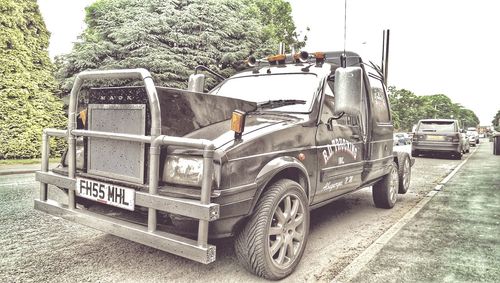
210 73 320 112
418 121 456 132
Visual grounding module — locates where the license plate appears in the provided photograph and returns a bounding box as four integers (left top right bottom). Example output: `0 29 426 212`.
426 135 445 141
75 178 135 211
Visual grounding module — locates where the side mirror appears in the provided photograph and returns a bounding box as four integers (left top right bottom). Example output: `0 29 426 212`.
187 73 205 93
333 67 363 116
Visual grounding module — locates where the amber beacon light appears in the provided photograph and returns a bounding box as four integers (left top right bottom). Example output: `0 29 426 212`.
231 110 246 139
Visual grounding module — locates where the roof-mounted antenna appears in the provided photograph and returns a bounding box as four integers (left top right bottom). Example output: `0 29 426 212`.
341 0 347 68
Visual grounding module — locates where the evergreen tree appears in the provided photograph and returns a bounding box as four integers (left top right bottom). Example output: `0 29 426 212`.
56 0 301 96
0 0 66 159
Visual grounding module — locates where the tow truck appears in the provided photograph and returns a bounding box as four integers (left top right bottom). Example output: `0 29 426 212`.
36 50 413 279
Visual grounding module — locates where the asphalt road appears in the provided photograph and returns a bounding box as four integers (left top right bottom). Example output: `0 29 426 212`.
0 145 472 282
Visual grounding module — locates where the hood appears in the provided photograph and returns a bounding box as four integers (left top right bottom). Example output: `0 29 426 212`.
157 87 257 137
184 113 301 148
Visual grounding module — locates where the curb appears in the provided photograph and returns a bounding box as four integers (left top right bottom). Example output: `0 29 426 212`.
332 146 478 283
0 169 40 176
0 163 58 176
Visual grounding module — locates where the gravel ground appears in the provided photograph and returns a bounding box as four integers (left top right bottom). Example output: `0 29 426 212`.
0 145 468 282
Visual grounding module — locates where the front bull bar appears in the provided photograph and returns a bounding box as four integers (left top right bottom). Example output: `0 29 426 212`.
35 69 219 264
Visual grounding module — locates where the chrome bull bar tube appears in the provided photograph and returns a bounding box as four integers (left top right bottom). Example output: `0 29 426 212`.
36 69 219 264
40 129 67 201
150 135 215 247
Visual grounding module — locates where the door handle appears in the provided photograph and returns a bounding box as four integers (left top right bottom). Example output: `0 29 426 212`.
351 134 360 140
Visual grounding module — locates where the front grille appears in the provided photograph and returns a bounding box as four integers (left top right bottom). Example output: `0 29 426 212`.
87 104 146 183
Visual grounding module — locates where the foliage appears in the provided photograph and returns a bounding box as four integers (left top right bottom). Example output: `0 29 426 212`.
55 0 302 97
243 0 306 51
0 0 66 159
388 87 480 132
493 110 500 131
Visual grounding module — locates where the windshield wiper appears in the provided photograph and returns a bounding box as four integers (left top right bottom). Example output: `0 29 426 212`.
257 99 306 109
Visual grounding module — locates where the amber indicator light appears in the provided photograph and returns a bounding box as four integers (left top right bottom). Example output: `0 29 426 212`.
267 54 286 63
314 52 325 59
231 110 246 139
79 109 87 127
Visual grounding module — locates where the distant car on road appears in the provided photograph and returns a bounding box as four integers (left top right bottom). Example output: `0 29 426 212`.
466 128 480 146
411 119 464 159
394 132 411 146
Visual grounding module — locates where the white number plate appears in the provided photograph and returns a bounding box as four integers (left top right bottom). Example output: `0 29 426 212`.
427 135 445 141
76 178 135 211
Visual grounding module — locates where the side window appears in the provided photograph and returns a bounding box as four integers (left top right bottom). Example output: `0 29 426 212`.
369 75 390 123
321 79 335 121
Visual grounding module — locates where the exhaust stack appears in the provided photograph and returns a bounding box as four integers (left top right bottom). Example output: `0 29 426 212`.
381 29 390 86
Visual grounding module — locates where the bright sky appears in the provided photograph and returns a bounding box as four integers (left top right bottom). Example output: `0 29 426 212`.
38 0 499 126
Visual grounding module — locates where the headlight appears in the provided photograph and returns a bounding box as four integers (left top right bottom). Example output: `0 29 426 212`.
163 155 204 187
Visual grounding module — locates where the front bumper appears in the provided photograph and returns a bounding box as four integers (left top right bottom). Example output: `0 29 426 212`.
36 128 220 264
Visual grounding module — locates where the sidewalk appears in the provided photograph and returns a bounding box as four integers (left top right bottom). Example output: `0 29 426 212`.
346 141 500 282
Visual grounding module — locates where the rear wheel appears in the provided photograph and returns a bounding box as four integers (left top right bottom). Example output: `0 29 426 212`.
411 149 419 157
452 151 462 160
373 162 399 208
397 153 411 194
234 179 310 280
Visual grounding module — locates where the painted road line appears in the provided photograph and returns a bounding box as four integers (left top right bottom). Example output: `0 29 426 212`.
332 145 478 283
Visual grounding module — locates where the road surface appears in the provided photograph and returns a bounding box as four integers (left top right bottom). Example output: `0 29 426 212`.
0 145 474 282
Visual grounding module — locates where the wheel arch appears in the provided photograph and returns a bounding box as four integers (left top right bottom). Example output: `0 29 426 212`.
231 156 311 236
252 156 311 211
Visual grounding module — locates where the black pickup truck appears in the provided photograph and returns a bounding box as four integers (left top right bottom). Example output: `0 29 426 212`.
36 51 413 280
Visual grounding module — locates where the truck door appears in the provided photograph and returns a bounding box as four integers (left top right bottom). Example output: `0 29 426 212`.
314 78 365 204
364 71 394 181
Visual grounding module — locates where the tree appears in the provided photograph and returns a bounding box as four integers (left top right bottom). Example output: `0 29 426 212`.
55 0 302 97
388 87 479 132
388 86 424 131
243 0 306 50
0 0 66 159
493 110 500 131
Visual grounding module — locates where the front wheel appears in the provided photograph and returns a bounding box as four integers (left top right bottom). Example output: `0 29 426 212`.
234 179 310 280
373 162 399 208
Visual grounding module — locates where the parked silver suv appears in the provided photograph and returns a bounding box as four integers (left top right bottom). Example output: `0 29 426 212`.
411 119 464 159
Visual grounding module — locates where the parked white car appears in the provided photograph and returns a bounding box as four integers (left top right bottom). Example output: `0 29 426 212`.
466 129 480 146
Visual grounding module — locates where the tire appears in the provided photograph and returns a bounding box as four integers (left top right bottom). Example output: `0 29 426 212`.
411 149 419 157
452 151 462 160
373 161 399 209
397 153 411 194
234 179 310 280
